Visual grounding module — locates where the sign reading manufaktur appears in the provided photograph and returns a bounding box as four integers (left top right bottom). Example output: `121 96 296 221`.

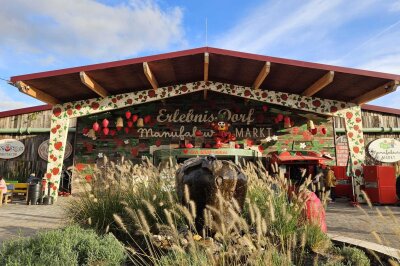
368 138 400 163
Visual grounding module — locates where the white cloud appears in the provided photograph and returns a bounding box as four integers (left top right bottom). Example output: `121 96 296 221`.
214 0 377 55
0 0 185 60
0 86 32 111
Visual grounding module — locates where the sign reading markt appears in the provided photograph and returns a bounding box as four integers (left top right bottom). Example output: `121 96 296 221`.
368 138 400 163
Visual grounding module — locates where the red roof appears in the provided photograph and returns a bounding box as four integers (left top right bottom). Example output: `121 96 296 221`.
10 47 400 103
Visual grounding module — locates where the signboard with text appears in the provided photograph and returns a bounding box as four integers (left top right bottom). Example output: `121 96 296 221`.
0 139 25 159
368 138 400 163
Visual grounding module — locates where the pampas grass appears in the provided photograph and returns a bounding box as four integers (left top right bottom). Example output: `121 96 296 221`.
67 157 377 265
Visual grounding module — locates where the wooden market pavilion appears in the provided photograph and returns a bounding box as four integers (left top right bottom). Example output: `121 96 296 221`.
10 47 400 200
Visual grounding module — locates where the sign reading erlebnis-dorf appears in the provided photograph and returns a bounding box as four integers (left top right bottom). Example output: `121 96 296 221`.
368 138 400 163
0 139 25 159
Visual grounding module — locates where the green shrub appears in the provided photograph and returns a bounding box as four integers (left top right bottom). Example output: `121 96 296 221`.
0 225 126 266
339 246 370 266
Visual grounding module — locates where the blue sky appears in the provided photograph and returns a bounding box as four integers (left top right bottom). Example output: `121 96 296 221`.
0 0 400 111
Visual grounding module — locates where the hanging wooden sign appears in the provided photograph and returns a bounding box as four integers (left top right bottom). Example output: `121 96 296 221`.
368 138 400 163
0 139 25 159
38 139 73 161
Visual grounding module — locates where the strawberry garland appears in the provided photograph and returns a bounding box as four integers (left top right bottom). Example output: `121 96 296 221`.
46 81 365 202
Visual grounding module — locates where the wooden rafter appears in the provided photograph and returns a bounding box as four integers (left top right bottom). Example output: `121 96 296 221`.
15 81 61 105
253 62 271 90
352 80 399 105
204 53 209 100
302 71 334 97
80 71 109 98
143 62 159 90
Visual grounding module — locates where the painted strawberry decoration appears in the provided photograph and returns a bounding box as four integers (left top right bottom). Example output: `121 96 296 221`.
353 146 360 153
261 92 268 98
348 132 353 138
54 142 63 150
75 104 81 110
330 106 338 113
46 173 52 179
281 94 288 101
126 99 133 105
51 127 58 134
312 100 321 107
148 90 156 97
346 112 353 119
53 108 62 117
181 86 188 92
91 102 99 110
244 90 251 97
52 167 60 175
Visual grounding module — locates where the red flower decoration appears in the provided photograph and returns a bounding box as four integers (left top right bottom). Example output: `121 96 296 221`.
85 175 92 182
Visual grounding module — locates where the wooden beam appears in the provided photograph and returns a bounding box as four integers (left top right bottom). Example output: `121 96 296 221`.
143 62 159 90
253 62 271 90
352 80 399 105
302 71 334 96
80 71 109 98
204 53 209 100
15 81 61 105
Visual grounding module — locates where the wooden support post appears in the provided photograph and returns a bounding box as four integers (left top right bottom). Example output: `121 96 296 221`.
204 53 209 100
80 71 109 98
352 80 399 104
253 62 271 90
302 71 334 97
15 81 61 105
143 62 164 104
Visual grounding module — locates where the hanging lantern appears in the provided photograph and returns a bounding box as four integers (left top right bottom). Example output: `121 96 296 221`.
125 111 132 120
137 118 144 128
82 128 89 135
155 139 162 147
307 120 315 130
127 121 133 128
110 129 116 136
277 114 284 122
311 128 318 135
102 127 109 135
102 118 109 128
284 116 291 128
116 117 124 130
87 129 96 140
124 127 129 134
321 127 327 135
262 105 268 112
132 114 139 123
144 115 151 124
92 122 100 131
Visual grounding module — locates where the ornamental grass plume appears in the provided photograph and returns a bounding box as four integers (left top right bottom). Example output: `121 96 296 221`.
67 157 377 265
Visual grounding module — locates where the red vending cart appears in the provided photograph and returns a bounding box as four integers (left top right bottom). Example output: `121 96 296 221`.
363 165 398 204
331 166 352 198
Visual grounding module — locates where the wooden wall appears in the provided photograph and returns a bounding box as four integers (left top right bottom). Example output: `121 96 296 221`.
0 110 76 182
333 110 400 175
